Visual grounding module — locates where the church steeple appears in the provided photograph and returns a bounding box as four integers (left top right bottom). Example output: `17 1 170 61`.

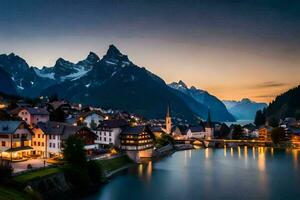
165 103 172 134
206 109 212 128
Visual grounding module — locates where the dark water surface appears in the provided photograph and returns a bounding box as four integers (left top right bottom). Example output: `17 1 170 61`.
84 147 300 200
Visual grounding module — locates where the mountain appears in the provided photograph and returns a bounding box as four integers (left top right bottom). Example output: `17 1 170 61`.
223 98 267 121
0 67 16 95
266 85 300 119
169 81 235 122
36 45 199 122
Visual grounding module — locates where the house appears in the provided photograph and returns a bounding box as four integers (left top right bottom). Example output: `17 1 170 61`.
119 125 155 161
12 107 49 126
47 100 71 115
77 110 105 129
258 125 273 142
32 121 97 158
186 125 206 139
0 121 32 160
94 119 129 147
150 126 165 138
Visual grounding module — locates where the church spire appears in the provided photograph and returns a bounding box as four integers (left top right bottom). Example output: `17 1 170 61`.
206 109 212 128
165 103 172 134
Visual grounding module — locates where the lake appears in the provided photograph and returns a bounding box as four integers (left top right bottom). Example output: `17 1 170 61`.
84 147 300 200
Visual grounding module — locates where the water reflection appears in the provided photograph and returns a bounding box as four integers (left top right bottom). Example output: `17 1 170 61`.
137 161 153 182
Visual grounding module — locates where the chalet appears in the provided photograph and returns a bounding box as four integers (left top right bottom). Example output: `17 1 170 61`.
78 110 105 129
120 125 155 161
258 125 273 142
150 126 165 138
32 121 97 158
0 121 32 160
47 100 71 114
12 107 49 126
95 119 129 147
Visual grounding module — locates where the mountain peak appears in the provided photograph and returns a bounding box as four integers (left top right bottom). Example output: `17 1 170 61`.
103 45 130 63
86 51 99 63
241 98 252 103
178 80 188 88
106 44 122 57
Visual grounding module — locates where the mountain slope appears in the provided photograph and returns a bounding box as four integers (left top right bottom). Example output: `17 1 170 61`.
169 81 235 122
266 85 300 119
223 98 267 120
40 45 199 122
0 68 16 95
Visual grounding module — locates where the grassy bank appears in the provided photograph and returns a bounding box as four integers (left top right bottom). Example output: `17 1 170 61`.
0 186 31 200
96 155 132 175
13 167 62 184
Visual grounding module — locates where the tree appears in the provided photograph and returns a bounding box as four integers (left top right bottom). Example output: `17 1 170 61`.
63 136 87 166
0 160 13 183
254 109 266 127
232 125 243 139
271 127 285 144
268 117 279 127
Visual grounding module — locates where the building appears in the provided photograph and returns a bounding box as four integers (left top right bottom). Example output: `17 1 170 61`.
0 121 32 160
13 107 49 126
150 126 165 138
186 112 214 140
94 119 129 147
32 121 97 158
120 125 155 161
165 104 172 134
258 125 273 142
78 110 105 129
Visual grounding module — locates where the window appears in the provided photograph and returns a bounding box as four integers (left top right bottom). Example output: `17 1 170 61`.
109 132 111 137
50 143 52 147
42 135 44 138
99 137 102 140
53 143 56 148
38 134 40 138
33 141 36 146
109 138 112 142
104 137 106 141
104 132 106 136
38 142 40 146
1 141 5 147
41 142 44 146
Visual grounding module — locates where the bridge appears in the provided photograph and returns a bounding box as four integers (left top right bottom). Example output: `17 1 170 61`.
175 138 273 148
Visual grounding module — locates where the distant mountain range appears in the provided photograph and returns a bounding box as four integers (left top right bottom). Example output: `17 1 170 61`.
266 85 300 119
169 81 235 122
223 98 267 121
0 45 236 122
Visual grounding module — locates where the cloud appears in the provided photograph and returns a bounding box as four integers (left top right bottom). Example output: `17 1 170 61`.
253 94 276 98
252 81 287 89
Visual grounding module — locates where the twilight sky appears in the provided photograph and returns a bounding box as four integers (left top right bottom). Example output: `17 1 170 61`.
1 0 300 103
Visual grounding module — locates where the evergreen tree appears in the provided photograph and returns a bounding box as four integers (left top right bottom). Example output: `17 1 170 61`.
232 125 243 139
254 109 266 127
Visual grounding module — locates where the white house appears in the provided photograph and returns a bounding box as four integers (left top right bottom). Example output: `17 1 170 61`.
15 107 49 126
186 124 213 140
78 111 105 129
0 121 32 160
95 119 129 147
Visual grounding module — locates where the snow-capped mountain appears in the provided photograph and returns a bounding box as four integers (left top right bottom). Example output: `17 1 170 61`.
0 44 201 122
223 98 268 120
169 81 235 122
33 52 98 82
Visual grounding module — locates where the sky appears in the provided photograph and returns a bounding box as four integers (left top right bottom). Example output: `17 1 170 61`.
0 0 300 103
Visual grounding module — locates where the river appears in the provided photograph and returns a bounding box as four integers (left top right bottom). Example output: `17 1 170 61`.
84 147 300 200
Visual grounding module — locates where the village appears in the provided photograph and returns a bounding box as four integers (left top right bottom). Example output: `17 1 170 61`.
0 95 300 175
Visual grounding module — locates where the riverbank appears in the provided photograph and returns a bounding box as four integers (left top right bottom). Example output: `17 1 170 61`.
0 155 133 200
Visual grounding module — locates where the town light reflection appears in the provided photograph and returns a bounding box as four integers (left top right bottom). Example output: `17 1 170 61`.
258 147 266 172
